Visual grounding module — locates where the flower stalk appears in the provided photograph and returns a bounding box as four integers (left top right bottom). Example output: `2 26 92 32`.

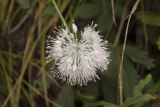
118 0 140 106
51 0 70 31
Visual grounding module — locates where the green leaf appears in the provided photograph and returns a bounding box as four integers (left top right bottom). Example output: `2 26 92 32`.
101 48 118 102
133 74 152 96
124 74 154 107
16 0 30 9
81 82 99 101
124 58 139 97
104 47 119 78
150 103 160 107
58 85 74 107
84 101 117 107
76 90 95 102
98 14 112 33
148 80 160 93
75 3 101 18
125 46 155 70
136 11 160 26
115 2 126 18
101 77 117 103
43 4 56 16
124 94 154 106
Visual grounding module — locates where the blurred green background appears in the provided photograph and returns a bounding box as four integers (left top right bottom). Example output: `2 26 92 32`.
0 0 160 107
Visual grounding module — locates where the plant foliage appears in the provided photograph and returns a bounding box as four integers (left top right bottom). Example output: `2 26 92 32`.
0 0 160 107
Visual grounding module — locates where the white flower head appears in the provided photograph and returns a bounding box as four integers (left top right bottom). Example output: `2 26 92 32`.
46 22 110 86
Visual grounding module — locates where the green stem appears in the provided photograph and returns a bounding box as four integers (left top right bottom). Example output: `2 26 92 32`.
51 0 70 31
141 1 148 50
113 1 129 47
118 0 140 107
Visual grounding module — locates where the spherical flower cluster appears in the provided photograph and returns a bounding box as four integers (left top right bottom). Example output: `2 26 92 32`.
46 22 110 86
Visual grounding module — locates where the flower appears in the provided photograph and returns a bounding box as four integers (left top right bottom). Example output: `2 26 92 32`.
46 22 110 86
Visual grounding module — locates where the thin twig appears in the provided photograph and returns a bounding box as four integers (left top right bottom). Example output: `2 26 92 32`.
118 0 140 107
9 0 38 34
111 0 116 26
4 0 15 32
141 1 148 50
113 1 129 47
1 2 47 106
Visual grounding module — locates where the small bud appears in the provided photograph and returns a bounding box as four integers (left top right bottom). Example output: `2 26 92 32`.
72 23 77 33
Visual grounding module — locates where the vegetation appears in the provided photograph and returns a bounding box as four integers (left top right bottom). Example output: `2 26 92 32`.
0 0 160 107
